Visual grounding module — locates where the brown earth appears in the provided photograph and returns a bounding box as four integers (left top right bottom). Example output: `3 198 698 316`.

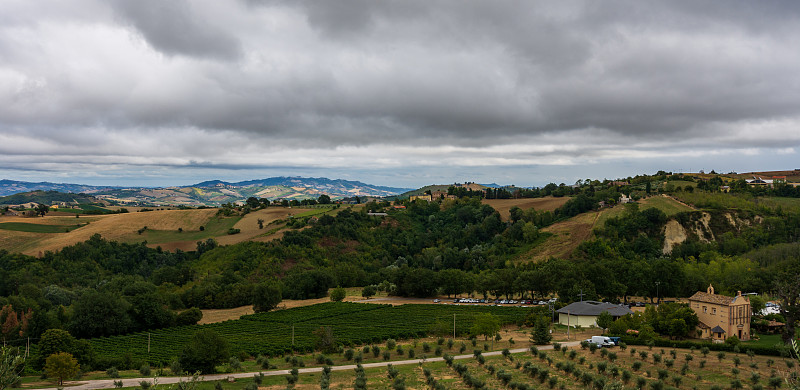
482 197 570 221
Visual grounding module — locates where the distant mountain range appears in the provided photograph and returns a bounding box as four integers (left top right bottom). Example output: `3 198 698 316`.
0 177 412 206
0 179 119 196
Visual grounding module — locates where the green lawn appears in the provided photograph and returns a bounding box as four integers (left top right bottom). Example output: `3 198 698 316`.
138 216 241 244
0 222 87 233
640 196 694 216
745 330 799 348
758 197 800 213
745 334 783 348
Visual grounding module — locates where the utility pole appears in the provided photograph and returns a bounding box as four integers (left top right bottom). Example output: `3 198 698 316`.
567 310 570 340
453 314 456 339
292 324 295 346
578 288 585 302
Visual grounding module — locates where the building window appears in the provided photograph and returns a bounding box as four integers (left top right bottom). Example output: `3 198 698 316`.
703 306 707 313
712 308 716 315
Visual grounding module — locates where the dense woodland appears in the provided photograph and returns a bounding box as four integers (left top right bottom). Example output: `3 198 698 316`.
1 173 800 369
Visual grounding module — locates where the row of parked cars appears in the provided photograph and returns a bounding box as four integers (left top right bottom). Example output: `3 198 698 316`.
434 298 559 305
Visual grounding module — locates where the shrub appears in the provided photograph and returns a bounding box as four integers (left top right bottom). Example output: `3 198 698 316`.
139 363 151 376
106 367 119 378
228 357 241 372
179 329 230 374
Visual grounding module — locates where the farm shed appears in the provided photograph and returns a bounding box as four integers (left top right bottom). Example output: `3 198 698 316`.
556 301 633 328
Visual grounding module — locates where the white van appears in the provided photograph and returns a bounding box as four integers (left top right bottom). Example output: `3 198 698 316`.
584 336 614 347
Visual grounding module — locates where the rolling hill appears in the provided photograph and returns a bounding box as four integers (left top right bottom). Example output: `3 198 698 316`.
0 177 412 206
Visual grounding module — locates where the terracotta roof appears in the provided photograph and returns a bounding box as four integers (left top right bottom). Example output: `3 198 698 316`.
688 291 734 305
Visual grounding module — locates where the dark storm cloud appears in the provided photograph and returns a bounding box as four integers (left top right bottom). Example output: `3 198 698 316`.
109 0 242 60
1 1 800 186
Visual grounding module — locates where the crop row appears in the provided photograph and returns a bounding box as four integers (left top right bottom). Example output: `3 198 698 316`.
87 302 532 364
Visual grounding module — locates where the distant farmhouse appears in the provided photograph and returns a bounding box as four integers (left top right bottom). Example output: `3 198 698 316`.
409 190 456 202
689 285 751 342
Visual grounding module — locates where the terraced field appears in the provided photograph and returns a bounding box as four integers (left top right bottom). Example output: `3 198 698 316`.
83 302 532 364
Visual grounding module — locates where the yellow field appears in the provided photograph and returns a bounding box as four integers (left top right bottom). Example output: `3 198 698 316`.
0 207 327 255
482 197 570 221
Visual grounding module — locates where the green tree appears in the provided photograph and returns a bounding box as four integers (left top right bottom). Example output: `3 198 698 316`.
35 329 75 370
179 330 230 374
317 195 332 204
257 219 265 229
1 347 25 390
44 352 79 386
312 326 338 353
69 291 132 338
330 286 346 302
253 282 282 313
596 311 614 333
530 315 552 345
246 197 260 209
471 313 501 341
749 295 766 316
361 285 377 299
175 308 203 326
35 204 49 217
775 259 800 343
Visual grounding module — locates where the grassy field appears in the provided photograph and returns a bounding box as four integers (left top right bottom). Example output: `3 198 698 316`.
0 206 329 255
0 221 87 233
519 211 601 262
136 216 241 244
638 195 695 216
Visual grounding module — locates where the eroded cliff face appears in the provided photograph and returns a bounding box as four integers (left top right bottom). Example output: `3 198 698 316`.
661 211 760 254
662 219 687 254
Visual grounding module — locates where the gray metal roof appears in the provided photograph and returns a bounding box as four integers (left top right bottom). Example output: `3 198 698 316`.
556 301 633 317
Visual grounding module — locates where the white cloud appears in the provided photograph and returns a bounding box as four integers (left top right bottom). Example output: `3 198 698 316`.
1 1 800 187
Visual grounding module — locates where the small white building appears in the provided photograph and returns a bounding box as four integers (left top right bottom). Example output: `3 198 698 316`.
556 301 633 328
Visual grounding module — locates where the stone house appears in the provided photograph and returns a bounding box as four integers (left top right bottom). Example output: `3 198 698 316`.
688 285 751 341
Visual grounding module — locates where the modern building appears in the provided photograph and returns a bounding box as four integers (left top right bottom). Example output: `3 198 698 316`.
556 301 633 328
688 285 751 341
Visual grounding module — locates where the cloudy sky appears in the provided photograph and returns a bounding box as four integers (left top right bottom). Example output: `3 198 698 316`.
2 1 800 188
